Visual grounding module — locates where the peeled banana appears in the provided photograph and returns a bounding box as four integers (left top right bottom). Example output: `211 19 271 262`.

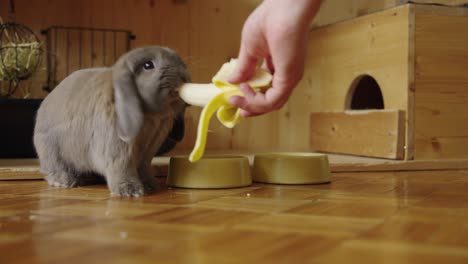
178 60 272 162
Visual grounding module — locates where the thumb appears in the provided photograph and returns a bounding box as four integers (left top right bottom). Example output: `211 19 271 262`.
228 45 258 84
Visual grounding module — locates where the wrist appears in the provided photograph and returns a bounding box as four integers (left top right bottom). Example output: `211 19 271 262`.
296 0 323 19
263 0 322 28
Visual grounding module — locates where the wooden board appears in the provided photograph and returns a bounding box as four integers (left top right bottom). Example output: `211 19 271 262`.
310 110 405 159
160 153 468 173
0 158 169 180
311 0 396 28
310 0 468 29
3 153 468 180
412 7 468 159
0 159 41 180
327 153 468 171
401 0 468 6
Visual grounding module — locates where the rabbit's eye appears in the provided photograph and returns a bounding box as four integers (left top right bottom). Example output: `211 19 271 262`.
143 61 155 70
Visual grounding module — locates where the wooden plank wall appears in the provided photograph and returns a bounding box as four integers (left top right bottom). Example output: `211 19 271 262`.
0 0 84 98
0 0 263 153
0 0 261 96
0 0 407 154
1 0 400 98
2 0 464 155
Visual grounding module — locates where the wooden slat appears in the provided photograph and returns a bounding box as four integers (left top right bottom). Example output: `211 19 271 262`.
400 0 468 6
3 152 468 181
327 153 468 172
311 0 396 28
310 0 468 29
0 170 43 180
5 155 468 180
310 110 405 159
406 4 417 160
413 10 468 159
0 159 41 180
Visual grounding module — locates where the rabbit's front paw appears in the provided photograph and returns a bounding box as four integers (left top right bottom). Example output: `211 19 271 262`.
46 172 80 188
111 181 145 197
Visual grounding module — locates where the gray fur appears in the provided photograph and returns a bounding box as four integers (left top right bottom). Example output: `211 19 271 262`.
33 46 189 197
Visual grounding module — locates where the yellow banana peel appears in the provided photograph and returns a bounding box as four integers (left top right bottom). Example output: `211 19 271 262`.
178 60 272 162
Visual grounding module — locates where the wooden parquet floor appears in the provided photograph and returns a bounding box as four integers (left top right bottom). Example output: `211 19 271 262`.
1 170 468 264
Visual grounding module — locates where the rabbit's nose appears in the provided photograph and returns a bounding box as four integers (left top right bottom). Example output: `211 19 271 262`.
169 89 179 98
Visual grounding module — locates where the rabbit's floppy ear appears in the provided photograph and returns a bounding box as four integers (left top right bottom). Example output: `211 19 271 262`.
112 56 144 143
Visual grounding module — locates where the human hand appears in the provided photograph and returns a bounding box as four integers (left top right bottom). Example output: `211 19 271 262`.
229 0 322 117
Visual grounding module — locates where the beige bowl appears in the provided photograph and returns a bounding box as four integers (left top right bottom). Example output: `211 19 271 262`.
253 152 331 184
167 155 252 189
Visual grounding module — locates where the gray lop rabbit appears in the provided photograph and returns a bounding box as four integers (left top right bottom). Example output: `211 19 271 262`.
34 46 190 197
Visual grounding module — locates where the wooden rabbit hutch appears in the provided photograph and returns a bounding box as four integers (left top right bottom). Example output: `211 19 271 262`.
306 3 468 162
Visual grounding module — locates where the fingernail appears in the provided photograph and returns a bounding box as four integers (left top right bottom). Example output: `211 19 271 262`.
240 110 252 118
